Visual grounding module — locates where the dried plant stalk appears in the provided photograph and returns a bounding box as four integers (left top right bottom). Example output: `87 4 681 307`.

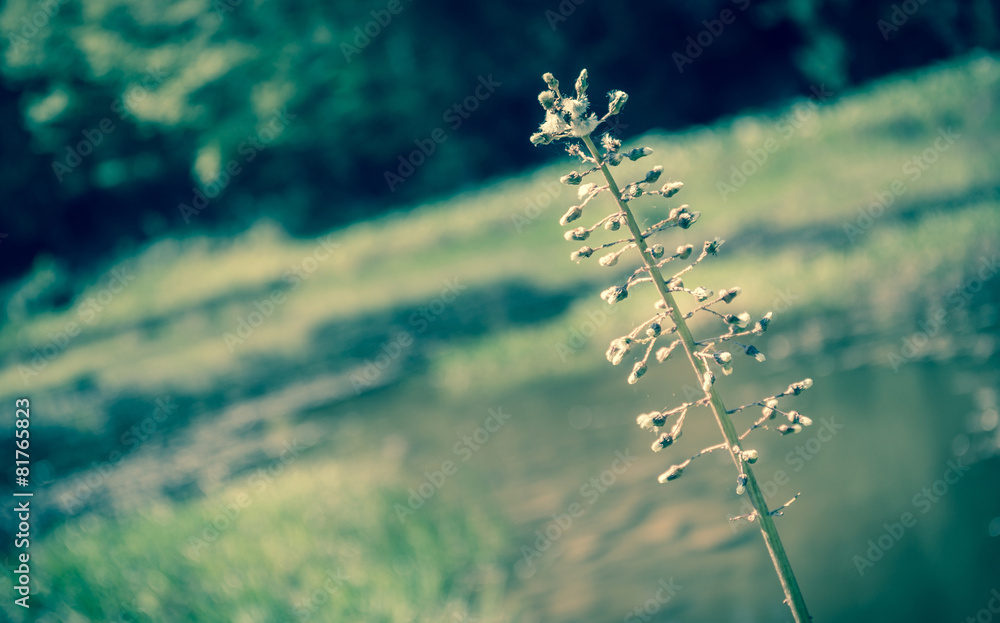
531 70 813 622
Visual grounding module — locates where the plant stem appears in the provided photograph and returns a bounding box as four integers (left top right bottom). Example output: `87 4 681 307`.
581 134 811 622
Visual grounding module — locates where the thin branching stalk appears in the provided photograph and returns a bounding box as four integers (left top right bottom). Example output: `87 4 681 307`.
581 133 811 622
530 70 814 622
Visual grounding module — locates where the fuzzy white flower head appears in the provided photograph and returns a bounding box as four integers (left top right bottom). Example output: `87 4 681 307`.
540 111 569 136
570 113 599 137
563 98 589 119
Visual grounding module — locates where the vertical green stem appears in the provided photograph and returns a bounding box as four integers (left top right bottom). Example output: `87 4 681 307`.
581 134 811 622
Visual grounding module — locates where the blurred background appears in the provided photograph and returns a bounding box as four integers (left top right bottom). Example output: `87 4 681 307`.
0 0 998 620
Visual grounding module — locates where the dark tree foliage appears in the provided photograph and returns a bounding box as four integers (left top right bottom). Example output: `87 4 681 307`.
0 0 995 280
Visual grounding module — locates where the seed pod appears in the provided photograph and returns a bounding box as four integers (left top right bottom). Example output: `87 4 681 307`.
559 205 583 225
786 410 812 426
604 216 621 231
599 252 619 267
650 244 664 258
646 323 661 338
658 464 685 483
564 227 589 241
725 312 751 327
655 346 672 362
741 449 759 464
575 69 589 98
560 171 583 185
691 286 712 301
678 211 700 229
667 277 683 290
762 399 779 419
720 287 742 304
778 423 803 435
676 244 693 259
713 352 733 365
627 184 643 199
606 336 632 365
745 345 766 362
628 361 647 384
570 246 594 262
652 429 680 451
543 72 559 90
625 147 652 161
601 285 628 304
644 166 663 184
608 90 628 116
753 312 773 335
578 183 597 198
530 132 552 145
660 181 684 197
736 473 748 495
786 378 814 395
636 411 663 430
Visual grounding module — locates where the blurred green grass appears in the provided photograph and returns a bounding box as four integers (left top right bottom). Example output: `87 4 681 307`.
3 449 514 622
1 53 999 622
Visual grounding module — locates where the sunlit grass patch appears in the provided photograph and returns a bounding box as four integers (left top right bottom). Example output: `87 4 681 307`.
3 460 513 623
